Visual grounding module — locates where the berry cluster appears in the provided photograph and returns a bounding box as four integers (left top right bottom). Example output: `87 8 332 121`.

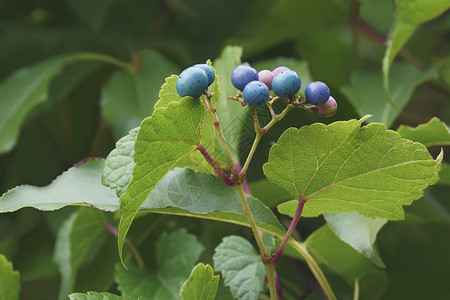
176 64 215 98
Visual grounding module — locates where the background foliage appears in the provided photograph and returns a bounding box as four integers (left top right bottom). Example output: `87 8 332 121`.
0 0 449 299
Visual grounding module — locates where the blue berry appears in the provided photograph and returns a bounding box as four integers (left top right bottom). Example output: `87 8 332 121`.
317 96 337 117
176 66 208 98
243 81 270 107
231 65 258 91
305 81 330 106
272 66 289 77
194 64 215 86
272 70 301 98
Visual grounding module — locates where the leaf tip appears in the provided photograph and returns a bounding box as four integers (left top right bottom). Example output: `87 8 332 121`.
435 148 444 164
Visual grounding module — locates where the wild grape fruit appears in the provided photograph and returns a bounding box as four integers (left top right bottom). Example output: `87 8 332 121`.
272 70 301 98
272 66 289 77
176 66 209 98
305 81 330 106
231 65 258 91
194 63 215 86
317 96 337 117
258 70 274 90
243 81 270 107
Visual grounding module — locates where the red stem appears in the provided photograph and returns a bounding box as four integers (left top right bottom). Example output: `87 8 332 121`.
235 163 251 194
197 144 235 186
271 196 306 264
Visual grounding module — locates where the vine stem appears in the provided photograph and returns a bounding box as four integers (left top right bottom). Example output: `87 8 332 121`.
353 278 360 300
197 144 235 186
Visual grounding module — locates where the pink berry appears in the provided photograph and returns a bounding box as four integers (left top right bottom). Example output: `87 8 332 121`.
317 96 337 118
272 66 290 78
258 70 274 90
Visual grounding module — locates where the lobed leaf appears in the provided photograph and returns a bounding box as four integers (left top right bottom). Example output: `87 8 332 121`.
265 116 441 220
179 263 219 300
0 254 20 300
397 117 450 147
153 75 182 110
213 236 266 300
118 97 205 262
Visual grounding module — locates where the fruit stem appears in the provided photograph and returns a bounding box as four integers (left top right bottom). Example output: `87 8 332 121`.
266 264 278 300
197 144 235 186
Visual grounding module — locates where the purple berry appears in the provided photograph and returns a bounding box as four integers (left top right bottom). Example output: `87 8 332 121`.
231 65 259 91
176 66 208 98
272 70 301 98
272 66 290 77
305 81 330 106
258 70 274 90
243 81 270 107
194 64 215 86
317 96 337 117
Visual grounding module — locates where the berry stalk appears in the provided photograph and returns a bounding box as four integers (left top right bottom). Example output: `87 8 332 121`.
197 144 235 186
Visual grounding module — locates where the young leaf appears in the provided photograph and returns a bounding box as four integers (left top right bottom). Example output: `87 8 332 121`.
153 75 181 110
341 63 439 127
0 55 69 154
213 236 266 300
116 229 204 300
118 97 205 262
0 158 119 212
324 212 387 267
54 207 107 300
264 117 441 220
179 263 219 300
69 292 129 300
0 254 20 300
101 50 179 139
102 127 139 197
397 117 450 147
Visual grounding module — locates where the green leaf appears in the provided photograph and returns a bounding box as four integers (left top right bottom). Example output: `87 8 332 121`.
358 271 388 300
179 263 219 300
213 45 246 162
67 0 121 29
102 127 139 197
116 229 204 300
101 50 179 139
213 235 266 300
324 212 387 267
0 158 119 212
69 292 129 300
342 63 439 127
54 207 106 300
153 75 182 110
397 117 450 147
0 55 69 154
0 254 20 300
118 97 205 262
248 179 291 207
438 163 450 186
382 0 450 108
264 116 441 220
305 225 378 283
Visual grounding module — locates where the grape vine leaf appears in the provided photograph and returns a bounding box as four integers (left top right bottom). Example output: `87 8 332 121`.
265 116 442 220
179 263 219 300
0 158 119 212
101 50 179 139
0 55 69 154
341 63 439 127
68 292 130 300
102 128 139 197
213 235 266 300
382 0 450 108
397 117 450 147
54 207 107 300
324 212 387 268
438 163 450 187
153 75 182 110
117 96 205 262
115 229 204 300
0 254 20 300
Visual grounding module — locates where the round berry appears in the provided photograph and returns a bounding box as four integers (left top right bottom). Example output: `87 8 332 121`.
258 70 274 90
231 65 258 91
272 70 301 98
176 66 208 98
194 64 215 86
305 81 330 106
317 96 337 117
272 66 290 77
243 81 270 107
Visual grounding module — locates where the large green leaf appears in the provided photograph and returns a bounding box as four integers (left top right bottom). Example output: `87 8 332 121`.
382 0 449 108
0 254 20 300
179 263 219 300
265 116 441 220
341 63 439 127
118 96 205 261
54 207 106 300
397 117 450 147
101 50 179 139
116 229 204 300
213 235 266 300
69 292 130 300
324 212 387 267
0 55 69 154
102 127 139 197
0 158 119 212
